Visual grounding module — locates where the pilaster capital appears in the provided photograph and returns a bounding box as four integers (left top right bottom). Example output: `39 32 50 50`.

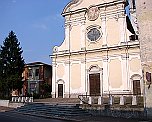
52 62 57 67
81 59 86 64
100 13 106 21
103 56 109 62
64 60 71 65
121 54 129 60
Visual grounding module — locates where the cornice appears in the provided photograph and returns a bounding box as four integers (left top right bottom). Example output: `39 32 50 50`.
62 8 87 17
62 0 126 17
97 0 126 8
50 42 140 58
62 0 83 15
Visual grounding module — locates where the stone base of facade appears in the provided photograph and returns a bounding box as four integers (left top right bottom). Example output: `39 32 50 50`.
51 93 55 98
145 87 152 119
51 92 80 98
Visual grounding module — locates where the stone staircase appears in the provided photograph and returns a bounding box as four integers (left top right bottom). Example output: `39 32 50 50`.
12 102 92 121
10 97 145 121
34 98 80 105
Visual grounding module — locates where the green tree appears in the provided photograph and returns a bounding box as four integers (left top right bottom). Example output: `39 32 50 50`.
0 31 25 97
40 82 52 98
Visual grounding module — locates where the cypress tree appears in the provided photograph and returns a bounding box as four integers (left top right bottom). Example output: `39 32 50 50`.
0 31 25 97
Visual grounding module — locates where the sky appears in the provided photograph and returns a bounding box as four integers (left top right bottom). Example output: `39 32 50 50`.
0 0 71 64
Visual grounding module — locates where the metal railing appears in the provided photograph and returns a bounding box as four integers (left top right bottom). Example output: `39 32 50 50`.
11 96 33 103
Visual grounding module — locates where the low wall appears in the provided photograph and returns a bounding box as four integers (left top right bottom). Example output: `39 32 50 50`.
145 83 152 119
81 105 146 119
0 100 24 108
0 100 9 107
8 103 24 108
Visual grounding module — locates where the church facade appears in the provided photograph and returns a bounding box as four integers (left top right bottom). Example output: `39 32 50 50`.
51 0 142 98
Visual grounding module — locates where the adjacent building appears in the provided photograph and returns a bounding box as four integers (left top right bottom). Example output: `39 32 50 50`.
22 62 52 96
51 0 142 98
136 0 152 118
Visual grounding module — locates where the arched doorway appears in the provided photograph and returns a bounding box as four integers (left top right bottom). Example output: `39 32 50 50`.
88 65 103 96
56 79 65 98
131 74 142 95
89 73 100 95
58 84 63 98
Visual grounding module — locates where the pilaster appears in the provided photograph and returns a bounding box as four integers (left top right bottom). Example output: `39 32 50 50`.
101 15 107 46
65 23 71 51
121 54 129 90
64 60 71 98
81 59 86 94
119 14 126 43
102 56 109 93
80 21 86 49
52 62 57 98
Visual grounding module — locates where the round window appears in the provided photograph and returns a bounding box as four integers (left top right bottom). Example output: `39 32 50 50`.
87 28 101 41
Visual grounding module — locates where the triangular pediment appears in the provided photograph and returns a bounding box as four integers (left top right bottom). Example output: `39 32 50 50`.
62 0 115 14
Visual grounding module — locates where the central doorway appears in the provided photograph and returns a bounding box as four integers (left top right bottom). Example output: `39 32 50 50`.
89 73 100 95
133 80 141 95
58 84 63 98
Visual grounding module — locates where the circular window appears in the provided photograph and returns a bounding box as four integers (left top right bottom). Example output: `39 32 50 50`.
87 28 101 42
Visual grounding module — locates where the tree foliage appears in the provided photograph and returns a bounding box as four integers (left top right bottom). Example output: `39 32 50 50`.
40 82 52 98
0 31 25 97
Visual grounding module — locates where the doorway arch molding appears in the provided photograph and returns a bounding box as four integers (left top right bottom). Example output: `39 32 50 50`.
56 79 65 98
87 65 103 96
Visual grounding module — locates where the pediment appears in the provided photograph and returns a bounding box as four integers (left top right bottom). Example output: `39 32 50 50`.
62 0 115 14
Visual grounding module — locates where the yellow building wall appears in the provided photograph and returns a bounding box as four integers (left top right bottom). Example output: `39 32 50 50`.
86 52 102 59
56 56 68 62
109 59 122 88
71 63 81 89
70 54 84 60
57 64 65 78
107 19 120 46
71 25 81 51
130 58 141 72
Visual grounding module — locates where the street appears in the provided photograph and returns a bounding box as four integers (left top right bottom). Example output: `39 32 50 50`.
0 111 145 122
0 112 72 122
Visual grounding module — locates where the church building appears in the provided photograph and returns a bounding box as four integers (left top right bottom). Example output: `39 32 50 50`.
51 0 142 98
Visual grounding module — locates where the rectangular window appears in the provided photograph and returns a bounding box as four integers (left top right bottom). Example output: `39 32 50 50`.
146 72 151 83
35 69 39 76
29 69 32 77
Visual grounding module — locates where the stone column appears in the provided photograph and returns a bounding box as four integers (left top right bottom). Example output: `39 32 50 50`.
103 57 109 93
132 95 137 105
52 61 56 98
98 96 102 105
109 95 113 105
64 60 70 98
88 96 92 104
120 95 125 105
